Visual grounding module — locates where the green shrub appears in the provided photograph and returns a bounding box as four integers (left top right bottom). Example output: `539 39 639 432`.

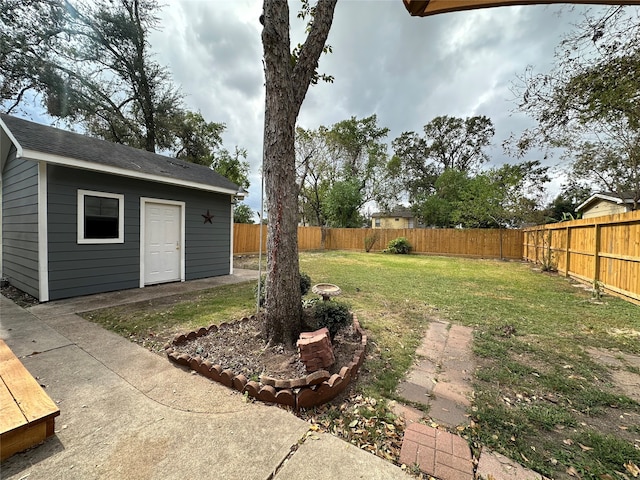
364 231 380 252
384 237 412 254
300 272 312 296
313 300 352 338
255 272 312 307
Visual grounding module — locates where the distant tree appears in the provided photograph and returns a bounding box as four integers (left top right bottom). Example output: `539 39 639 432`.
474 160 550 228
389 131 439 202
0 1 65 113
173 111 225 166
295 115 396 227
324 179 364 228
545 183 592 222
233 203 255 224
413 169 468 227
295 126 333 226
261 0 337 345
393 115 496 223
326 114 395 211
211 146 250 191
392 115 495 207
422 115 495 172
415 161 549 228
2 0 237 167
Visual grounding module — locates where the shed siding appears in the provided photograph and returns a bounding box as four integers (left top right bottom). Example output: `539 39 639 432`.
379 217 413 229
1 150 40 298
46 165 231 300
582 200 631 219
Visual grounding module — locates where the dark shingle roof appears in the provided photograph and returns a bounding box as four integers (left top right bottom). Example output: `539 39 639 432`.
372 206 414 218
0 114 240 194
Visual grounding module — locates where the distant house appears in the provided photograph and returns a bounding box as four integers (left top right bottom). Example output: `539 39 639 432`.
371 206 419 229
576 192 637 219
0 114 244 302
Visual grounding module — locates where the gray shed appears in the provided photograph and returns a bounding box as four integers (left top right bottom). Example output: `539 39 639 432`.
0 114 244 302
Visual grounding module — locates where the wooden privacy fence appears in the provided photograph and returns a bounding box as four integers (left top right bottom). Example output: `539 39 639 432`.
233 224 523 259
523 210 640 304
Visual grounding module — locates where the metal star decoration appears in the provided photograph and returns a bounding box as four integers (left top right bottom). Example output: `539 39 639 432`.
202 210 214 224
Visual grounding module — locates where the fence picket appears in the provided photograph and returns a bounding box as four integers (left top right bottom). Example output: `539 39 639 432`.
234 211 639 304
233 225 523 259
523 210 640 304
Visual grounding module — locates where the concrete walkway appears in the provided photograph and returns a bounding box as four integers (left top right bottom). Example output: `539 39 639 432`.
0 272 411 480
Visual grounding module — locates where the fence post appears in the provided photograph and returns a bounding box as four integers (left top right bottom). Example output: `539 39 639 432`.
593 222 601 286
565 226 571 277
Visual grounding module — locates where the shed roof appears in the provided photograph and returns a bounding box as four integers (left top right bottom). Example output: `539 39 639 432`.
0 114 242 196
372 206 414 218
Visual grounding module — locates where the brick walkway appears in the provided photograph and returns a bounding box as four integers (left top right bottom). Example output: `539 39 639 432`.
395 320 547 480
400 423 473 480
396 320 474 427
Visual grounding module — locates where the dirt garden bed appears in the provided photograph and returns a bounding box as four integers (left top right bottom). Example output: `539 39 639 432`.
165 313 368 409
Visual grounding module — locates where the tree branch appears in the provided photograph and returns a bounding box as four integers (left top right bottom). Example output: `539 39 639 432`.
291 0 337 111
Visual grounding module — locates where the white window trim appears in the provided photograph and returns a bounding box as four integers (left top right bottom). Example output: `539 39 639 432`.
77 189 125 244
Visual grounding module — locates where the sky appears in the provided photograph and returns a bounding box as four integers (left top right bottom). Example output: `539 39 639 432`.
13 0 630 217
148 0 614 217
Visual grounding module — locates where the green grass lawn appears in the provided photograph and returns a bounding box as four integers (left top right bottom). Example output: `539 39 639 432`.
83 251 640 479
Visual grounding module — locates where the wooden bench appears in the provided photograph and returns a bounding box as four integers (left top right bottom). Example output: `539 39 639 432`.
0 339 60 461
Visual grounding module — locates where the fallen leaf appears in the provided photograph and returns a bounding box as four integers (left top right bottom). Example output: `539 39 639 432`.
625 461 639 477
578 443 593 452
563 438 574 446
521 452 529 463
566 466 580 478
349 419 358 428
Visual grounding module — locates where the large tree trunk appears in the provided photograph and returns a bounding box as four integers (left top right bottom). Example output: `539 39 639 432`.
261 0 337 346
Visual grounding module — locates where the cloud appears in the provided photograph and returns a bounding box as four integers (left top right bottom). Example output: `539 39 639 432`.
13 0 626 216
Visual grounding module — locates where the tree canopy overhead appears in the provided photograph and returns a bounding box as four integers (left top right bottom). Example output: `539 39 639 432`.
1 0 251 184
511 6 640 209
1 0 184 153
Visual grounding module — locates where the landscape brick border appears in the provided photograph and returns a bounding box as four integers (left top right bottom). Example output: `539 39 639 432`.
165 313 367 409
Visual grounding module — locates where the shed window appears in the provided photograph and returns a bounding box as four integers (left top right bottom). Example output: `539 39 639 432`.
77 190 124 244
375 218 381 227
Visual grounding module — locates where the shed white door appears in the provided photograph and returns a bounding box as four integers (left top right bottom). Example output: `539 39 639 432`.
144 202 181 285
